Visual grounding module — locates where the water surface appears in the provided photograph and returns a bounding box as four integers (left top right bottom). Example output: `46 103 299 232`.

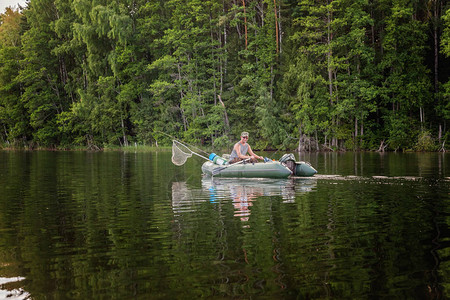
0 151 449 299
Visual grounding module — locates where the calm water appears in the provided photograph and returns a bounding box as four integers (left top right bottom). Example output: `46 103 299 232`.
0 151 449 299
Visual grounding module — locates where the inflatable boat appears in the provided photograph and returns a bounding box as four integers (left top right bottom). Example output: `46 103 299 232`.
201 154 317 178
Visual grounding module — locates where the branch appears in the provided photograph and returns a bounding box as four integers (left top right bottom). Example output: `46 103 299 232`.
439 140 446 152
377 140 388 152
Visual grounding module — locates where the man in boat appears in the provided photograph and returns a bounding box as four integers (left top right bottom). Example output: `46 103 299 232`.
229 131 264 164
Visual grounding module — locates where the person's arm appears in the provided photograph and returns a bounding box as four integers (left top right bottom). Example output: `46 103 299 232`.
248 145 263 160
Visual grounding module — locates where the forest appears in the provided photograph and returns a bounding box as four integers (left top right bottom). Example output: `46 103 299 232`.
0 0 449 152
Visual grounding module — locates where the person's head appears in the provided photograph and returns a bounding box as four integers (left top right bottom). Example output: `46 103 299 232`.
241 131 249 142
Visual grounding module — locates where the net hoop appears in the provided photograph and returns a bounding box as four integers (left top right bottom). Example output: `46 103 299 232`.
172 140 193 166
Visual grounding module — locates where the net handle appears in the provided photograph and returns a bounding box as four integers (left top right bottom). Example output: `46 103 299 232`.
173 140 210 161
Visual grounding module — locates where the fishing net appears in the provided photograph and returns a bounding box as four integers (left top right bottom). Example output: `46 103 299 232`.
172 140 192 166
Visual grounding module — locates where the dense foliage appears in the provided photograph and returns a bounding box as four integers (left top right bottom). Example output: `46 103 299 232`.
0 0 449 151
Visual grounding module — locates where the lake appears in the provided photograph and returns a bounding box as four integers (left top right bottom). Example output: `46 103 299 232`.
0 150 449 299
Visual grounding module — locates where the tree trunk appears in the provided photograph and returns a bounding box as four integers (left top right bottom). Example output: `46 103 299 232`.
273 0 279 54
121 116 128 147
439 140 446 152
327 3 333 104
82 55 88 91
270 65 274 101
180 106 188 131
298 125 303 152
360 119 364 148
242 0 248 50
210 14 217 106
434 25 439 93
218 95 230 131
419 106 424 126
315 130 319 151
433 0 440 93
439 124 442 143
377 140 387 152
221 0 227 95
277 0 282 53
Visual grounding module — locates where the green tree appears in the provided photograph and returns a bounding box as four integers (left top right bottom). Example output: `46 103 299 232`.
0 7 28 145
65 0 134 146
380 0 432 150
439 7 450 147
330 0 377 150
147 0 230 146
0 0 448 151
19 0 66 147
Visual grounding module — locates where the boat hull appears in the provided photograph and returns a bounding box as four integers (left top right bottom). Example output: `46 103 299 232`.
202 161 292 178
294 162 318 177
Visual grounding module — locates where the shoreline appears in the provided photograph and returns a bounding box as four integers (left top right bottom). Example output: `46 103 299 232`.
0 145 446 154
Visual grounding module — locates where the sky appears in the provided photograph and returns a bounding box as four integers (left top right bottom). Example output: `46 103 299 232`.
0 0 27 14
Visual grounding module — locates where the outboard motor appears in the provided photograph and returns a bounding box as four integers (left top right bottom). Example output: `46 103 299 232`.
279 153 317 177
279 153 296 174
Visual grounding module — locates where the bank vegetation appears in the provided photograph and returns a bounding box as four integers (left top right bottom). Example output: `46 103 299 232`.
0 0 449 152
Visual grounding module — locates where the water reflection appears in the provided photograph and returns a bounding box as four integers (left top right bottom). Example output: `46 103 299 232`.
172 177 317 222
0 277 29 299
0 151 448 299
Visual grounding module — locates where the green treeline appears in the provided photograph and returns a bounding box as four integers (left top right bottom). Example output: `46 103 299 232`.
0 0 449 151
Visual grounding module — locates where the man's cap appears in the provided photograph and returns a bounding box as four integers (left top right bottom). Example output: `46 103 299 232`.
241 131 249 137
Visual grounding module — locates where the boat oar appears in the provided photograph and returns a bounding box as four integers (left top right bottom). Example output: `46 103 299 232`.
212 158 251 176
